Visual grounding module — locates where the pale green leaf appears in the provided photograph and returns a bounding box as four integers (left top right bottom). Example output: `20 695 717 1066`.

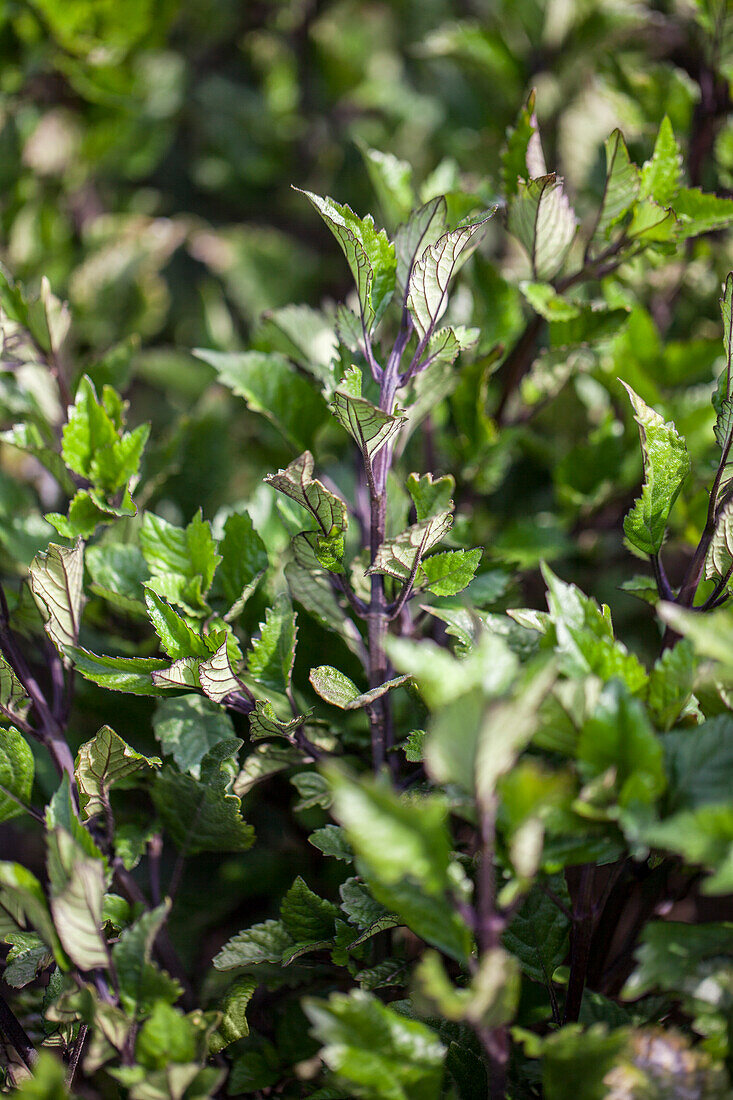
195 348 328 451
394 195 448 294
330 367 406 462
367 512 453 581
144 590 210 660
639 116 683 205
29 540 84 665
298 190 396 330
420 548 482 596
198 640 243 704
209 977 257 1054
246 598 297 696
68 646 170 695
406 472 455 521
265 452 348 558
47 828 108 971
359 143 415 226
407 213 494 336
0 655 30 724
309 666 409 710
621 382 690 556
153 695 233 775
593 129 640 240
215 511 267 618
0 727 34 824
673 187 733 237
508 175 576 280
76 725 160 819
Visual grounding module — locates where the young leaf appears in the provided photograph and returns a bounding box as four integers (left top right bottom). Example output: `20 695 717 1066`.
367 511 453 581
304 989 445 1100
507 175 576 280
144 590 211 660
151 739 255 854
593 130 640 240
76 725 160 819
258 303 338 394
209 977 257 1054
309 666 409 710
621 382 690 556
68 647 171 695
47 828 108 971
29 540 84 664
639 116 683 206
420 548 483 596
711 274 733 509
0 656 30 725
140 510 220 615
215 511 267 617
248 700 305 741
0 727 34 824
298 190 396 330
153 695 233 775
330 368 406 463
359 143 415 226
246 598 297 696
265 451 348 569
406 471 455 521
407 212 495 337
394 195 448 292
502 90 545 200
194 348 328 451
198 640 245 705
672 187 733 237
112 902 181 1017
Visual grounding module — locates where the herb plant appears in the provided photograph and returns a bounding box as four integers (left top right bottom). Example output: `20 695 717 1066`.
3 4 733 1098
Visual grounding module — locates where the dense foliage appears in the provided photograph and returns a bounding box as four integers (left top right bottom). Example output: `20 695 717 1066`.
3 1 733 1097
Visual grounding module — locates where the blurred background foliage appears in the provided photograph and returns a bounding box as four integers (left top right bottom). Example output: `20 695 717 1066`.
1 0 733 992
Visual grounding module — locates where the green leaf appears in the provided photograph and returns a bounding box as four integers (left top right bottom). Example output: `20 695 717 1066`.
29 540 84 665
248 700 304 741
394 195 448 292
140 510 220 614
327 768 471 961
215 511 267 617
672 187 733 237
541 1025 628 1100
150 657 202 691
621 382 690 556
265 451 348 569
285 534 365 659
623 919 733 1000
330 368 406 463
86 542 148 614
195 348 328 452
626 199 678 242
144 590 211 660
310 824 354 862
47 828 108 971
309 666 409 710
503 877 570 985
153 695 233 775
151 739 254 855
61 375 117 481
198 640 243 704
407 213 494 337
214 919 293 969
639 116 683 206
414 947 520 1029
549 306 630 349
577 681 665 808
257 303 338 393
520 281 581 321
0 658 29 726
298 190 396 330
593 129 640 240
420 548 482 596
135 1001 198 1070
664 716 733 813
67 646 171 695
658 602 733 675
47 487 136 540
209 976 257 1054
646 640 695 732
406 471 455 521
0 863 64 963
639 805 733 894
76 725 160 819
246 598 297 696
280 876 339 944
507 175 576 280
359 144 415 226
711 274 733 510
304 989 445 1100
502 90 544 200
368 512 453 581
14 1051 72 1100
113 902 181 1018
0 727 34 824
